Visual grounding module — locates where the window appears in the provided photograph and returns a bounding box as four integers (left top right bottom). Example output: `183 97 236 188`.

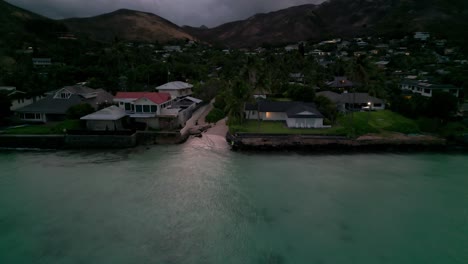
424 89 431 94
151 105 157 113
125 103 131 111
143 105 150 113
23 113 41 120
60 93 70 99
136 105 143 113
120 102 124 105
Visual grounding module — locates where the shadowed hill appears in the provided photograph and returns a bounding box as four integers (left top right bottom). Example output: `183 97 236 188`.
184 0 468 48
62 9 195 43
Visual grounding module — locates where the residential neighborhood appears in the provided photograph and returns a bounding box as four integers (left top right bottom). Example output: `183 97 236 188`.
1 27 467 146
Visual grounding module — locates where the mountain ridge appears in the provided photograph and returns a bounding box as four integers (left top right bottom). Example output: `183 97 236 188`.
62 8 194 43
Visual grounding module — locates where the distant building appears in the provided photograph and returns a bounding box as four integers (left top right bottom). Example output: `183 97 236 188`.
327 76 354 90
284 45 299 52
32 58 52 67
400 80 462 98
163 46 182 52
155 81 193 98
414 32 430 41
317 91 385 112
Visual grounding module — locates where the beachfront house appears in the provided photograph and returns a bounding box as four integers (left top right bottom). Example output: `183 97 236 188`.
15 85 113 123
245 101 325 128
80 105 128 131
114 92 201 130
156 81 193 98
317 91 385 112
114 92 173 129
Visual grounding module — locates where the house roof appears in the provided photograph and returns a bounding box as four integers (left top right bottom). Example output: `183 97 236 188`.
16 94 83 114
184 96 203 104
156 81 193 90
80 106 127 121
286 104 324 118
401 80 461 90
317 91 384 104
15 87 113 114
327 76 353 88
114 92 171 105
245 101 323 118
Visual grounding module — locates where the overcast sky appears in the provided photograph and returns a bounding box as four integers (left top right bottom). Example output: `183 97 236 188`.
6 0 325 27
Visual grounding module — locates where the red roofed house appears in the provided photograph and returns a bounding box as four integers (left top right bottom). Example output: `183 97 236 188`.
114 92 174 129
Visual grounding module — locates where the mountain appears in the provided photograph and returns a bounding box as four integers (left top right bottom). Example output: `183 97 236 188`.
62 9 194 43
0 0 66 44
185 0 468 48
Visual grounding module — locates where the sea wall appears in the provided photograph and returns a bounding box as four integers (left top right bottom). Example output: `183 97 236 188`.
227 133 448 152
0 135 65 149
65 134 137 148
136 131 188 145
0 131 188 149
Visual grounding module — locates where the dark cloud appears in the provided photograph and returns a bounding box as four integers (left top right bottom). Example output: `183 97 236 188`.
5 0 324 27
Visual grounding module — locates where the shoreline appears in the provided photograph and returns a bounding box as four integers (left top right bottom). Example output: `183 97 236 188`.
226 132 468 153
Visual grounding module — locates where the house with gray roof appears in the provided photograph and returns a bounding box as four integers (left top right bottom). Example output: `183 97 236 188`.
15 85 113 123
80 106 127 131
155 81 193 98
327 76 354 90
317 91 385 112
245 101 325 128
399 80 462 98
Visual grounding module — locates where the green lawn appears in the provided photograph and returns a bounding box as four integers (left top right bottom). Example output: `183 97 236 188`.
2 120 83 135
231 120 347 135
231 110 420 137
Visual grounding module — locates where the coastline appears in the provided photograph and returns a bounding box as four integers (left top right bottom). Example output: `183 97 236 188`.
225 132 464 153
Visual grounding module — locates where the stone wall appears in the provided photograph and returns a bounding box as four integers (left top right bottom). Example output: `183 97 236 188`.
64 134 137 149
0 135 65 149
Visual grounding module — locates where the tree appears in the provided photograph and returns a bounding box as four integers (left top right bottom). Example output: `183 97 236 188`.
315 95 338 124
0 93 12 124
66 104 94 119
427 92 459 121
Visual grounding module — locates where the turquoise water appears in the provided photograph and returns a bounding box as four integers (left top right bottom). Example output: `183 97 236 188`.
1 136 468 264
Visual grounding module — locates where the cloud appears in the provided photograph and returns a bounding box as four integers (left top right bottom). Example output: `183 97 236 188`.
5 0 324 27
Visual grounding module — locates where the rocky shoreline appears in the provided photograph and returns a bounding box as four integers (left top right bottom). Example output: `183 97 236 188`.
226 132 461 152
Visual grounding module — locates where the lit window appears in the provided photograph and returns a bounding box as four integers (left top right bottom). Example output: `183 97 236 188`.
266 112 271 118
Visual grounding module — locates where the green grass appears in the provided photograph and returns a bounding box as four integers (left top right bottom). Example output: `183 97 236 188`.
3 120 83 135
231 121 347 135
231 110 420 137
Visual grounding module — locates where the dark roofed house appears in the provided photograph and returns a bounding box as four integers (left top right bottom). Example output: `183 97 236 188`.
327 76 354 90
15 85 113 123
245 101 325 128
317 91 385 112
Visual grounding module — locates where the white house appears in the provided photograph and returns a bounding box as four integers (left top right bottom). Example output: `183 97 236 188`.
245 101 325 128
156 81 193 98
114 92 173 129
399 80 462 98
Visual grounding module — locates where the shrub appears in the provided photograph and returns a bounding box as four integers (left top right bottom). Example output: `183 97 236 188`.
66 104 95 119
205 107 225 123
